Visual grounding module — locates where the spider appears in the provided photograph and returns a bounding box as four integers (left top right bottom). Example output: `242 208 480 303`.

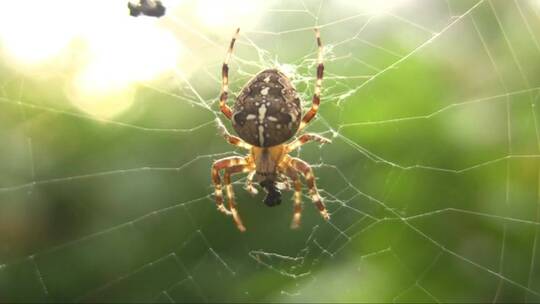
212 28 331 232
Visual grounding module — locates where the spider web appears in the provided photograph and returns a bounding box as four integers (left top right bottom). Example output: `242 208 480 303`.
1 0 540 302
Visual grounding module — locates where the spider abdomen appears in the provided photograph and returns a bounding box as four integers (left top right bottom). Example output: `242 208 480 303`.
232 69 302 147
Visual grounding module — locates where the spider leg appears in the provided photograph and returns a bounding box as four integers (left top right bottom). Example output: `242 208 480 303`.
211 156 246 217
220 28 240 120
279 166 303 228
287 157 330 221
244 171 258 195
287 133 331 152
291 176 303 229
216 118 251 150
275 180 292 191
299 28 324 131
223 165 251 232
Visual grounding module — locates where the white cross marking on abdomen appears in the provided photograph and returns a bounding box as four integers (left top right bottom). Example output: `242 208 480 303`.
258 104 267 146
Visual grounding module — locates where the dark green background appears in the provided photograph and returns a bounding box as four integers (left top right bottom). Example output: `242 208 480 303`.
1 0 540 302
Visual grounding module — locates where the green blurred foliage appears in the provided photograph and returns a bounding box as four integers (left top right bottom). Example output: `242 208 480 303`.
1 0 540 303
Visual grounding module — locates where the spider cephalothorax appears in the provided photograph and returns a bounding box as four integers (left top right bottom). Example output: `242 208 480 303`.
212 28 330 232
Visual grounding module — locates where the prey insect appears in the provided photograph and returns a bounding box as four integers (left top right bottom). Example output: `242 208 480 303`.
128 0 166 18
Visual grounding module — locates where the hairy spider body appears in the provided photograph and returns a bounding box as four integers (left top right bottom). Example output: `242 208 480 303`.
212 28 330 232
232 69 302 148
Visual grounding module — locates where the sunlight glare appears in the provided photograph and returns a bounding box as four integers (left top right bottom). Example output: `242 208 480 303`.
69 72 136 120
531 0 540 11
82 20 181 85
194 0 264 29
0 0 79 65
70 18 181 118
0 0 268 118
0 0 182 118
351 0 413 15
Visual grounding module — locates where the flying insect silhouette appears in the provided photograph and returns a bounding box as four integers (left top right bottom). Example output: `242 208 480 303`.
128 0 166 18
